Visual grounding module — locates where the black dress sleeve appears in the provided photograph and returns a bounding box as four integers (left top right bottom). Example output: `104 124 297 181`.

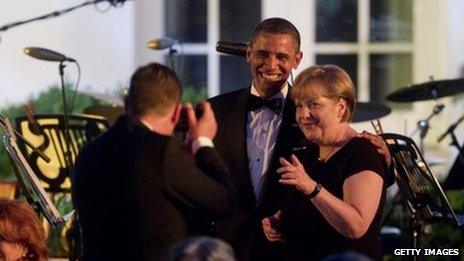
343 138 387 181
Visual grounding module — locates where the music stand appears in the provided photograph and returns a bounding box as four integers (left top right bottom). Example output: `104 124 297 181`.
0 117 73 228
15 114 109 193
381 133 464 254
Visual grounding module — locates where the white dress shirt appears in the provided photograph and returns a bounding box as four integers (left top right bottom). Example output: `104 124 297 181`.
247 83 288 199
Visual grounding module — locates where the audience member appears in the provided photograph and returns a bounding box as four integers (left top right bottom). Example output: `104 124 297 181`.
167 236 236 261
0 199 47 261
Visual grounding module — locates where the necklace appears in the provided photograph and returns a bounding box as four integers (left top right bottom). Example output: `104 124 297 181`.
317 127 351 162
317 144 338 162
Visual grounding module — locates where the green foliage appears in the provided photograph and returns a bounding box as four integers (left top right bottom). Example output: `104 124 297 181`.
182 85 208 104
421 190 464 261
0 103 24 180
33 83 101 114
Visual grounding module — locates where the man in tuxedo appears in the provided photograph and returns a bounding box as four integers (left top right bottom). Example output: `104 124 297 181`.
209 17 304 260
72 63 236 260
209 17 391 260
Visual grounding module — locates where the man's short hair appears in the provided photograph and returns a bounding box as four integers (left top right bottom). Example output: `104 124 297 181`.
250 17 301 51
167 236 236 261
127 63 182 116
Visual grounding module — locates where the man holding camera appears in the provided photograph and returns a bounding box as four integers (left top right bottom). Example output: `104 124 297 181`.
72 63 236 260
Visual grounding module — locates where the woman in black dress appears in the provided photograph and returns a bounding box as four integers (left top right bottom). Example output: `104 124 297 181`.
262 65 387 260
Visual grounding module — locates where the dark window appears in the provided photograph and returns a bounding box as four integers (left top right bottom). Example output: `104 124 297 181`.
220 0 261 42
167 55 208 92
165 0 207 43
370 54 412 104
370 0 412 42
316 54 358 96
220 56 252 94
316 0 358 42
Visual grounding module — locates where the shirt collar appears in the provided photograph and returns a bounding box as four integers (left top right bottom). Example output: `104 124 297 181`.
139 119 154 131
250 82 289 100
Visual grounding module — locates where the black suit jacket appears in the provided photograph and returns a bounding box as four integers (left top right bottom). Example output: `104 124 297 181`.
209 86 305 259
72 116 235 260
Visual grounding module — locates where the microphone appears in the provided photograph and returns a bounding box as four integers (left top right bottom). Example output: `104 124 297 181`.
23 47 75 62
215 41 248 57
147 37 177 50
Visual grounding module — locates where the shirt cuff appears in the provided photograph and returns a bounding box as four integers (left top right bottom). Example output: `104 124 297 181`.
191 136 214 154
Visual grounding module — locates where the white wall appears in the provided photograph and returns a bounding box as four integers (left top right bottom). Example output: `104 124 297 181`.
0 0 138 108
443 0 464 168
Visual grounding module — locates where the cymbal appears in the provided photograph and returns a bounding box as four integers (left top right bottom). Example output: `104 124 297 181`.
387 78 464 102
82 91 124 106
84 105 124 125
352 102 391 123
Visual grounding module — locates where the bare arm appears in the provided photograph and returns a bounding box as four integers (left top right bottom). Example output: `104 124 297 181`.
278 155 383 239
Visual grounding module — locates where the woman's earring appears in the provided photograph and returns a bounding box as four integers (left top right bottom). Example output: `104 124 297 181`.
21 245 28 258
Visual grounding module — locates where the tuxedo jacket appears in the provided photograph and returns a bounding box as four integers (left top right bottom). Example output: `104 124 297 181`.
209 86 305 259
72 116 236 260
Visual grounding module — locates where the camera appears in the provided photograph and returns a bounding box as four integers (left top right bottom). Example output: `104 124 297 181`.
175 104 204 134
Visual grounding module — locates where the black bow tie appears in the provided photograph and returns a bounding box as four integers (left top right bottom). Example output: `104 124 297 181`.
247 94 283 114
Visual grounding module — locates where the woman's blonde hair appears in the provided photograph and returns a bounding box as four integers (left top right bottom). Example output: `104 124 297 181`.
291 64 356 122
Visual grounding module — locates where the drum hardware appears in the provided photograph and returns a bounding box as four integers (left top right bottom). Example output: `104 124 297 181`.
83 105 124 125
371 118 384 135
352 102 391 123
386 76 464 153
408 103 445 153
386 77 464 103
437 113 464 166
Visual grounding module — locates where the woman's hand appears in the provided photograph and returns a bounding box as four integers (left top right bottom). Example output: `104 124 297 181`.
277 154 316 195
262 211 283 242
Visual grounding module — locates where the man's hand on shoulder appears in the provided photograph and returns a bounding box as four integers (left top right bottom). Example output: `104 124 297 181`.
358 131 392 167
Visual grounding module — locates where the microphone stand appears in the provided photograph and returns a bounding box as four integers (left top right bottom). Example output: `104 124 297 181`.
0 0 126 33
167 47 178 72
437 113 464 166
59 62 73 175
409 103 445 154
